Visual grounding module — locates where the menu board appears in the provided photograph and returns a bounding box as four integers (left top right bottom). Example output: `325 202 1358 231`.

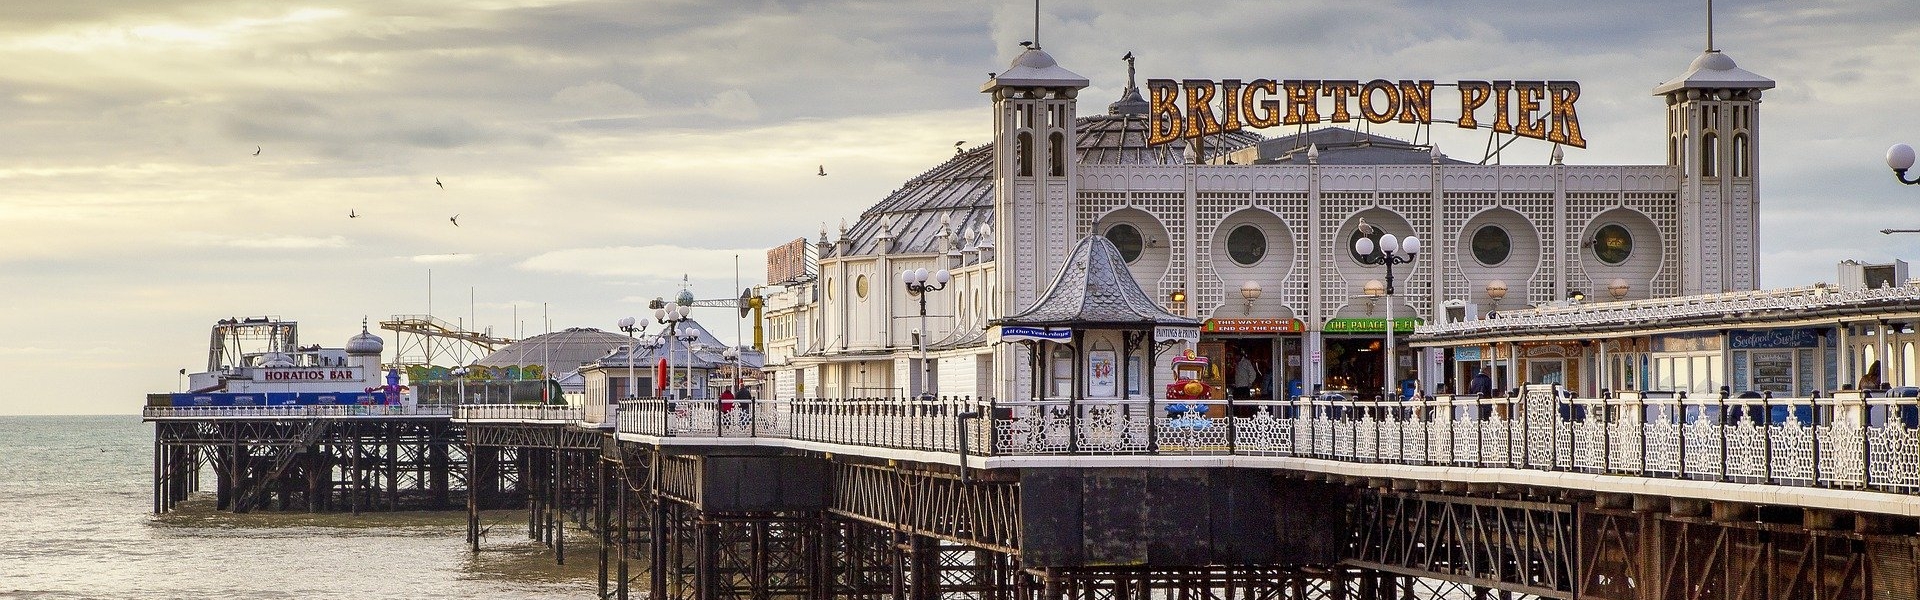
1751 349 1795 392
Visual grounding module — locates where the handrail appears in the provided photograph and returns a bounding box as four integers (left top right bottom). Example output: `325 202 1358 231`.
143 405 456 418
603 389 1919 496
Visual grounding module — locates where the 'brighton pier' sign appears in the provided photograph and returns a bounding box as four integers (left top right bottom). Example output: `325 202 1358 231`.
1146 79 1587 148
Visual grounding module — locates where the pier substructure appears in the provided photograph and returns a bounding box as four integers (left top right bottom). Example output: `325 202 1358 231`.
462 421 602 561
151 417 485 514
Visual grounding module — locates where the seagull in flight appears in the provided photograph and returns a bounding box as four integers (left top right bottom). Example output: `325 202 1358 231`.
253 146 261 156
817 165 826 177
435 177 444 190
449 214 460 227
348 209 358 219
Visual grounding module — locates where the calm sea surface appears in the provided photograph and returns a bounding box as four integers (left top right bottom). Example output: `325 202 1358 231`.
0 415 596 600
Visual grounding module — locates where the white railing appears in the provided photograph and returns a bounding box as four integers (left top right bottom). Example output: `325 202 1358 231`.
1419 283 1920 337
454 404 583 422
608 387 1920 496
142 405 456 418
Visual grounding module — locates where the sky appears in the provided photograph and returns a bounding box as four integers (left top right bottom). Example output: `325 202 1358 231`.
3 0 1917 415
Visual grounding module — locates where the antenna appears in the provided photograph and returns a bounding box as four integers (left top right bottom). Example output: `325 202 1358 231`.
1707 0 1715 52
1033 0 1040 48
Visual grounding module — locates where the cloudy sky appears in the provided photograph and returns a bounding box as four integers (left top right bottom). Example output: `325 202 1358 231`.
3 0 1916 415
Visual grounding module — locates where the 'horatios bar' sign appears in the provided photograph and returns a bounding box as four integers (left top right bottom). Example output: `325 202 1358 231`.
1147 79 1587 149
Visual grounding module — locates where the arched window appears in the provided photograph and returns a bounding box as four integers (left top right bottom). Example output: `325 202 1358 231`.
1049 131 1066 176
1732 133 1750 178
1701 132 1718 177
1017 132 1033 177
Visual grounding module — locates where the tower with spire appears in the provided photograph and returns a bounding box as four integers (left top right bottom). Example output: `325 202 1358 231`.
1654 10 1773 294
981 41 1088 400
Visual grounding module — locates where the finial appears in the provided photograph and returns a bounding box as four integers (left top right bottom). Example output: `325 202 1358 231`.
1306 144 1320 164
1122 51 1137 90
1551 144 1565 165
1430 144 1444 163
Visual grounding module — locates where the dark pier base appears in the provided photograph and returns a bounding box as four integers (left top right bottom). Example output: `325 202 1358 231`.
151 418 520 514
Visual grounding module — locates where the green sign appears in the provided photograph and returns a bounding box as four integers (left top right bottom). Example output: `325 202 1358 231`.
1324 317 1421 333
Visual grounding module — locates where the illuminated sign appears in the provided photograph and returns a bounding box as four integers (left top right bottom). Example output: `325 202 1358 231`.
257 367 362 382
1201 318 1306 333
1323 317 1421 334
1147 79 1586 148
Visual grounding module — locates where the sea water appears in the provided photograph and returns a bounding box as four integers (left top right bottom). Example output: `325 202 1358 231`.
0 415 596 599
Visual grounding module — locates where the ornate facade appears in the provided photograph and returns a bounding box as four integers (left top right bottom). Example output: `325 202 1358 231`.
763 43 1773 402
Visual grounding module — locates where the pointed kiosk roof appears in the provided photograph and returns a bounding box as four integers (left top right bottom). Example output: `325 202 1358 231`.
995 236 1200 329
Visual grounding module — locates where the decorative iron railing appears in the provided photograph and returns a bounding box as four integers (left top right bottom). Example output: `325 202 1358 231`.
454 404 583 422
142 405 457 418
613 387 1920 495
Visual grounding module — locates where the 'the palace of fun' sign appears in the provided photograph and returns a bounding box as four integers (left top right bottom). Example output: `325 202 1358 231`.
1146 79 1587 149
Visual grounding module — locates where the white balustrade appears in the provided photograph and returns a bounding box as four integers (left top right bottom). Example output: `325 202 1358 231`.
144 405 456 418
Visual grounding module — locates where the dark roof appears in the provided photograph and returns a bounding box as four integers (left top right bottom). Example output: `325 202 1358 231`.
828 98 1264 259
1228 127 1472 166
995 236 1200 329
589 318 765 370
476 328 629 369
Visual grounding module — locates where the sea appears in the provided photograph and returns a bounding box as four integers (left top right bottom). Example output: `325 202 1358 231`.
0 415 597 600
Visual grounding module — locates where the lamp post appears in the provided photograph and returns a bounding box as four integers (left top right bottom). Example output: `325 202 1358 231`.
1354 229 1420 401
678 328 704 399
721 346 742 397
902 267 951 400
450 365 470 405
1890 143 1919 185
652 300 694 399
636 335 663 398
617 317 647 403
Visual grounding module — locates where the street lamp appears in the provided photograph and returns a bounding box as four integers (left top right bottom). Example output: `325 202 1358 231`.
902 267 951 400
450 365 471 405
721 346 742 397
1890 143 1919 185
677 327 703 399
1354 228 1420 401
1240 280 1262 313
617 317 647 403
636 335 663 398
653 300 694 399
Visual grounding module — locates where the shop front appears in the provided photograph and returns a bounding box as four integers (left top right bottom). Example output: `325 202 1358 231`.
1321 317 1420 400
1196 318 1304 401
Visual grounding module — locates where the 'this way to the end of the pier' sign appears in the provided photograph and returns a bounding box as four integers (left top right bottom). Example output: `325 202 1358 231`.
1146 79 1587 148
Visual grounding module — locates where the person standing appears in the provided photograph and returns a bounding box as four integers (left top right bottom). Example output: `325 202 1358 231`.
1469 367 1493 399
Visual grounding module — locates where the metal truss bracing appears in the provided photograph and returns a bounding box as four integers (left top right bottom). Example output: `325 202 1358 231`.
1578 507 1918 600
829 462 1022 555
1348 491 1577 599
464 422 604 449
151 418 476 514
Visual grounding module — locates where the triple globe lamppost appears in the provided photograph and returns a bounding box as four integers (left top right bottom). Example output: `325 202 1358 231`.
1353 227 1420 402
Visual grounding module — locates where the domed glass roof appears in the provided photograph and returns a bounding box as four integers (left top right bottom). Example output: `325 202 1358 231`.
830 93 1263 259
476 327 631 370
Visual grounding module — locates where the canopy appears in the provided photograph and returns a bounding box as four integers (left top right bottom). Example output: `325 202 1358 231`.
993 236 1201 330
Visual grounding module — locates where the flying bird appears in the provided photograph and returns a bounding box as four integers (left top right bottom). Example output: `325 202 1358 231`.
252 146 261 156
348 209 358 219
449 214 459 227
817 165 826 177
435 177 444 190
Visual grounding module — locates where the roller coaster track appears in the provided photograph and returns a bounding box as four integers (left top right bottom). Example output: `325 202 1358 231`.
380 314 515 366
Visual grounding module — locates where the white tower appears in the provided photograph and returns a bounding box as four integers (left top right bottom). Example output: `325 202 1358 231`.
1655 48 1773 294
982 46 1087 400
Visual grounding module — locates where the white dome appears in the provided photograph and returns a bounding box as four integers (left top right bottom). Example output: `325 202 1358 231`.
1691 51 1738 72
346 326 384 355
1011 48 1059 70
260 352 296 368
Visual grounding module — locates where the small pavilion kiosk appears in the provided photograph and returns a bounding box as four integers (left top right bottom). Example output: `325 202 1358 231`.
991 236 1201 453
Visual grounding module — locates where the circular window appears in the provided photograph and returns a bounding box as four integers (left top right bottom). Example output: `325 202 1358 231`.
1104 223 1143 263
855 274 870 299
1470 225 1512 266
1348 228 1384 264
1226 224 1267 266
1591 224 1633 265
